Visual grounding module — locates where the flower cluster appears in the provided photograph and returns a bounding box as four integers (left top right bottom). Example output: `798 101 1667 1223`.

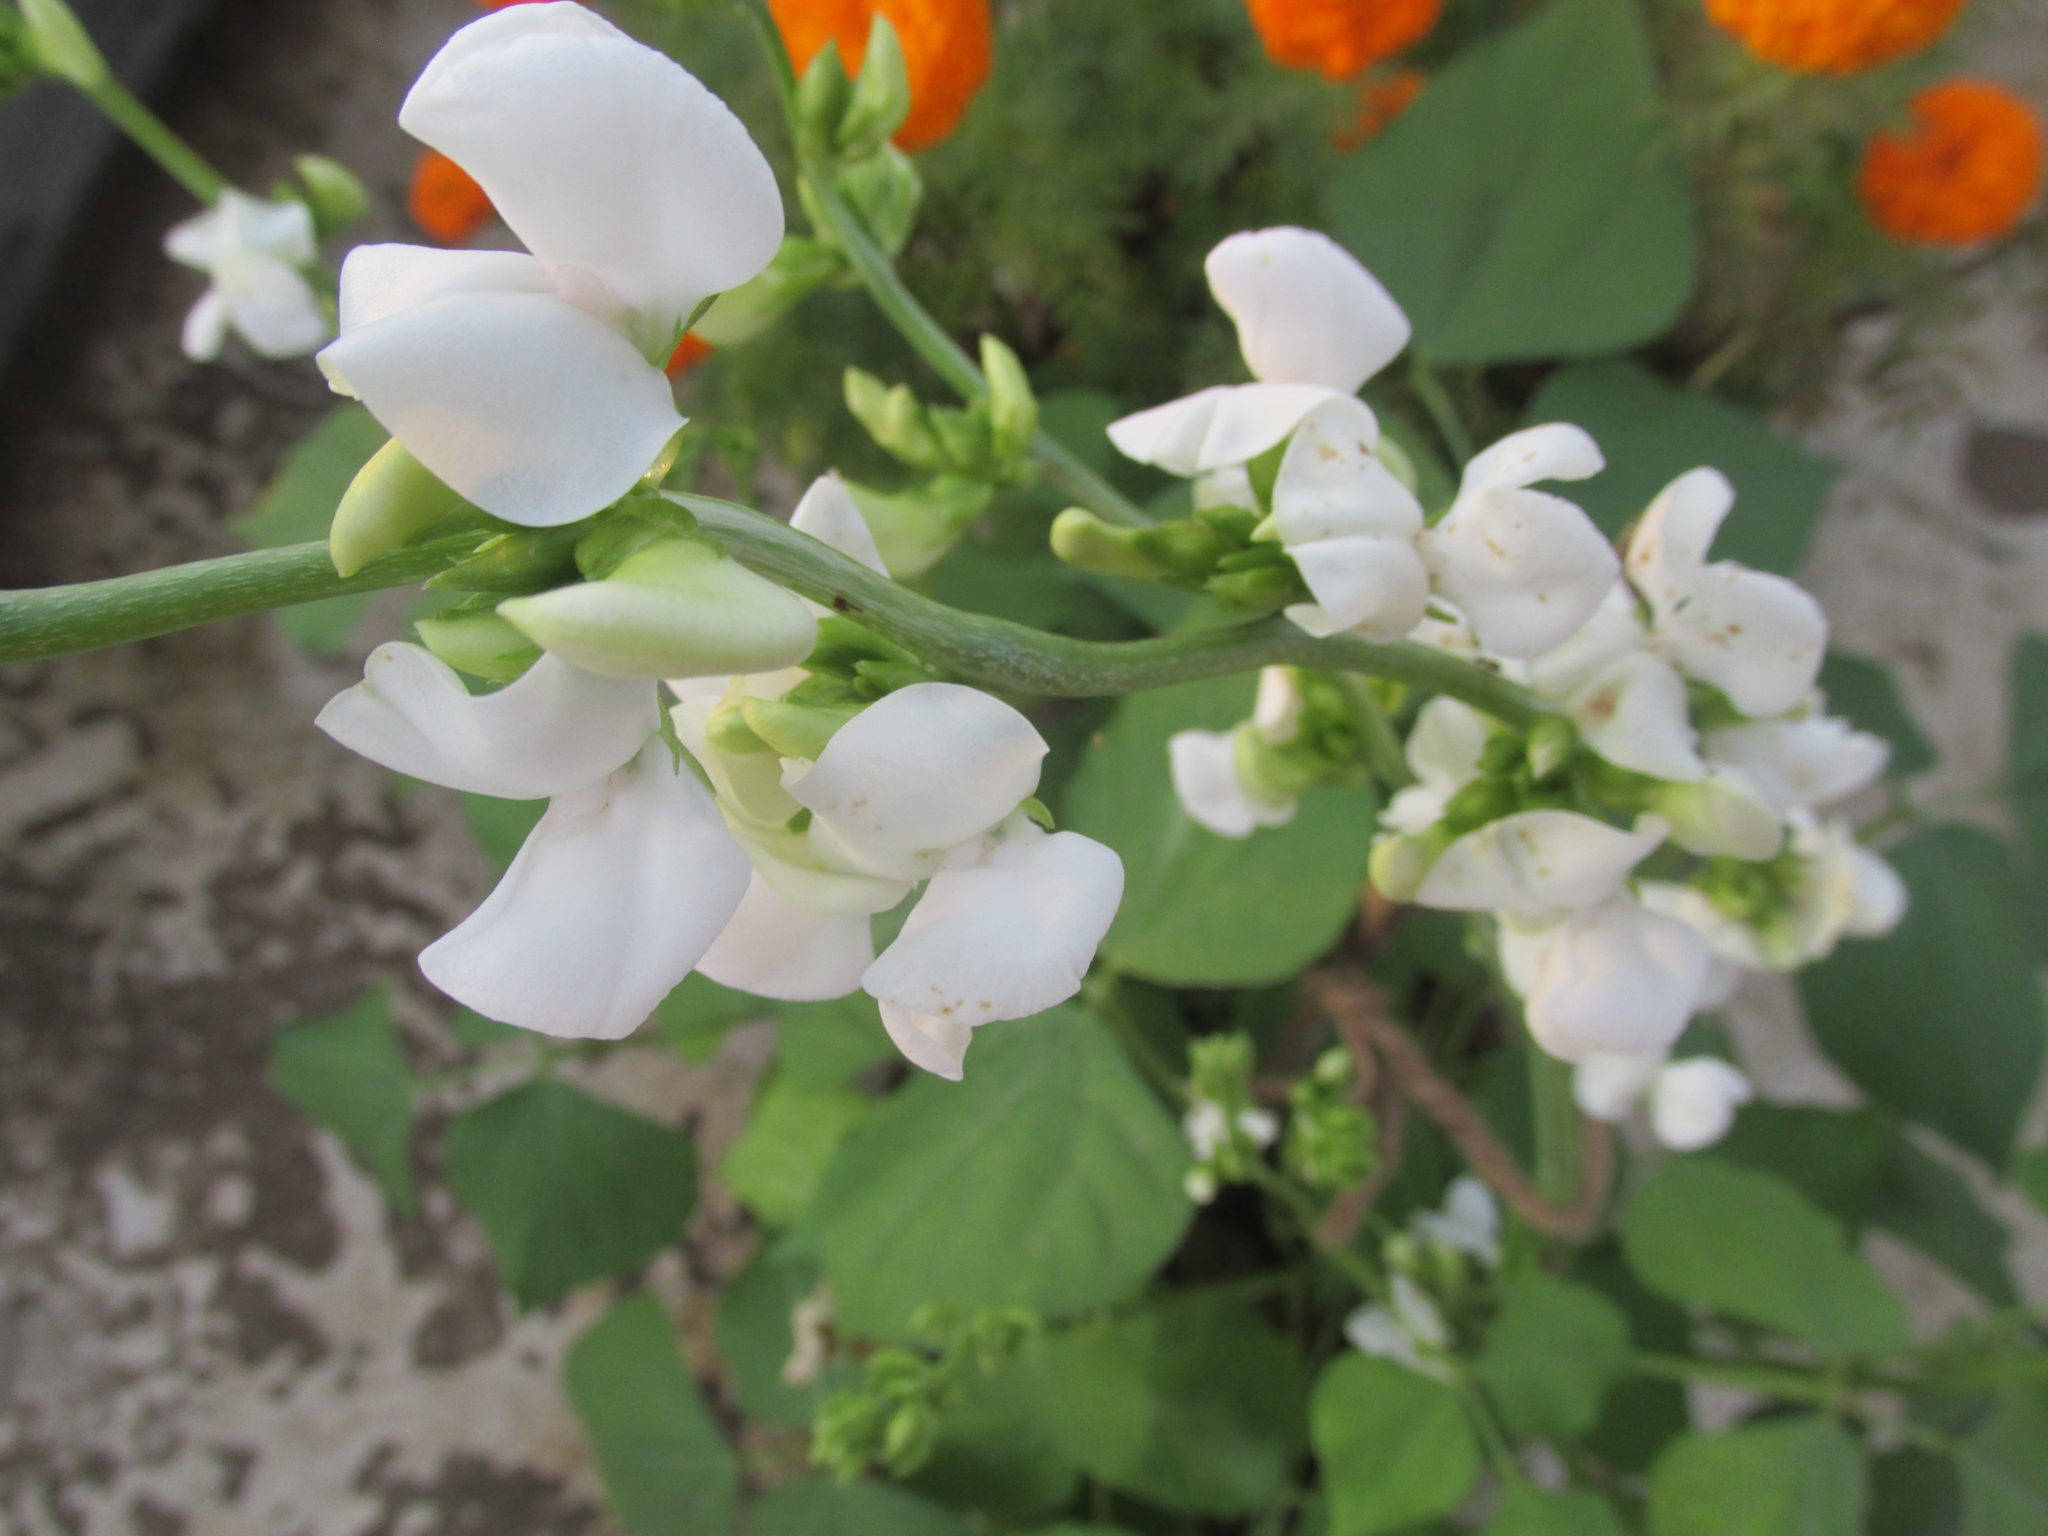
770 0 992 151
1181 1033 1282 1203
312 9 1121 1081
1343 1177 1499 1379
1133 227 1905 1152
1702 0 1970 75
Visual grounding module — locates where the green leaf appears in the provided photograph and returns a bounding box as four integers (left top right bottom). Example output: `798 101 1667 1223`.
812 1007 1190 1337
775 994 899 1085
564 1294 739 1536
1867 1131 2015 1305
462 792 545 871
1482 1488 1630 1536
2010 634 2048 886
235 405 389 652
1621 1160 1907 1357
714 1247 851 1431
267 990 417 1213
1800 826 2047 1168
1574 1245 1691 1473
1711 1104 1887 1230
912 1354 1083 1525
1476 1274 1631 1440
649 973 760 1061
1523 360 1834 575
1325 0 1695 364
719 1071 870 1227
1311 1355 1481 1536
1818 652 1935 778
1868 1448 1961 1536
1030 1291 1306 1515
443 1079 697 1307
2016 1148 2048 1220
1648 1417 1866 1536
1956 1386 2048 1535
1062 671 1377 986
750 1480 966 1536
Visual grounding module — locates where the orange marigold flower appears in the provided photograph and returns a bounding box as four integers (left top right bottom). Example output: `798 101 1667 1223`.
1703 0 1970 74
1859 80 2043 245
1242 0 1443 82
408 150 496 246
1333 67 1424 150
769 0 992 152
666 333 717 377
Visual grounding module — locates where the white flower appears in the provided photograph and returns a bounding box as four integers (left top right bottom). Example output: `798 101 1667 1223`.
164 190 328 362
1109 227 1410 476
1574 1051 1753 1152
1345 1274 1454 1381
1421 425 1619 659
1527 584 1707 783
1169 667 1304 838
1380 696 1493 835
1412 1176 1501 1267
1184 1100 1231 1160
316 644 752 1038
319 3 783 527
1499 895 1711 1062
1704 711 1889 815
1416 811 1667 921
1623 468 1827 719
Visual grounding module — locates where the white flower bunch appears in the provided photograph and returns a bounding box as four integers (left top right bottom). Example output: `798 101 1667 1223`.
1344 1177 1501 1379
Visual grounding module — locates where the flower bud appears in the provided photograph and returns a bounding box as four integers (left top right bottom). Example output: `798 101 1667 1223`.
693 236 842 348
330 438 470 577
979 334 1038 464
793 35 854 163
1655 771 1784 861
498 539 818 680
1524 715 1577 780
845 368 941 468
19 0 104 88
1369 831 1439 902
414 612 540 684
292 154 370 235
831 144 924 257
880 1400 940 1476
842 476 991 578
740 696 857 761
837 13 912 157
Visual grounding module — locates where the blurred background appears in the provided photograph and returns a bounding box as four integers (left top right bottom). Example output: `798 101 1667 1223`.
1 1 2045 1531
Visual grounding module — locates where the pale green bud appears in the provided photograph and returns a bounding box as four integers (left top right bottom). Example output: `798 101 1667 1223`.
740 697 856 761
880 1400 940 1477
837 13 911 156
979 335 1038 464
1369 831 1437 903
414 612 540 684
842 476 991 578
19 0 103 87
1655 773 1786 862
497 538 818 680
330 439 467 578
292 154 370 235
1524 715 1577 779
844 369 940 468
793 37 853 164
833 144 923 256
693 236 842 348
1050 507 1171 582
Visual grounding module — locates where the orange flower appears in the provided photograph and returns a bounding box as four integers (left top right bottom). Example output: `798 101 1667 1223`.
1859 80 2043 245
1333 67 1424 150
666 334 717 377
769 0 992 152
408 150 496 246
1241 0 1442 81
1703 0 1970 74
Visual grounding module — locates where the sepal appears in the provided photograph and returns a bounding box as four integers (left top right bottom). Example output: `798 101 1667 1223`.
330 438 473 577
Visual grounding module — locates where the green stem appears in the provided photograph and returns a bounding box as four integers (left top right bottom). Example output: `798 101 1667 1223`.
1528 1047 1582 1213
1408 358 1475 469
1335 673 1413 789
1629 1351 1849 1406
78 70 226 204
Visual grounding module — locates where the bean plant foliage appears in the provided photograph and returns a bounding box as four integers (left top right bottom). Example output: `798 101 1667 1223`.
3 0 2045 1533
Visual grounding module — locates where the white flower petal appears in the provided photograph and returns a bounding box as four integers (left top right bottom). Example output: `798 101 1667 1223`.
790 474 888 575
333 243 550 337
1705 716 1890 815
1459 423 1604 496
696 872 873 1001
1649 1058 1753 1151
1169 729 1296 839
219 258 329 359
879 1001 976 1081
1286 537 1431 640
180 290 229 362
419 740 751 1038
401 10 783 329
317 643 656 797
1568 651 1704 782
1425 487 1621 659
1406 696 1493 798
1527 583 1649 701
1638 879 1770 971
1253 666 1304 737
319 289 682 527
1659 564 1828 719
1107 383 1342 475
1843 844 1908 936
1625 467 1729 613
1656 769 1786 861
862 828 1124 1026
1509 899 1709 1062
1269 396 1405 540
786 683 1047 854
1573 1051 1664 1122
1418 811 1664 919
1205 227 1410 393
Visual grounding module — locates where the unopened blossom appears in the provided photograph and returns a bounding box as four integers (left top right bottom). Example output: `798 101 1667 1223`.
1344 1273 1453 1381
1575 1051 1754 1152
1379 695 1492 836
1411 1175 1500 1267
1169 667 1305 837
1109 227 1410 477
165 190 329 362
319 4 784 527
1499 895 1710 1062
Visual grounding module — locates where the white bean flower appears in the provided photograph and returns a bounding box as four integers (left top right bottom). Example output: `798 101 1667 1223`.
1498 895 1711 1062
1703 709 1889 815
1168 667 1305 838
1411 1175 1502 1268
1414 811 1668 922
1109 227 1411 477
1379 695 1493 836
316 646 750 1038
1574 1051 1754 1152
1344 1273 1454 1382
165 190 329 362
318 3 783 527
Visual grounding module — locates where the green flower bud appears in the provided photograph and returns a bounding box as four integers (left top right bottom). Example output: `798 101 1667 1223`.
979 335 1038 465
19 0 103 88
793 37 853 164
837 13 911 157
705 700 774 756
842 476 990 578
844 369 940 468
1050 508 1169 582
292 154 370 235
1524 714 1577 780
693 236 842 348
928 402 993 474
880 1400 940 1477
497 539 818 680
833 144 923 257
414 611 540 684
740 696 858 761
1369 831 1438 903
330 439 469 578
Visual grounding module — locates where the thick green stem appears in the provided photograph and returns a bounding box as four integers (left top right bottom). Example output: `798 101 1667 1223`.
80 70 226 204
1529 1047 1583 1213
